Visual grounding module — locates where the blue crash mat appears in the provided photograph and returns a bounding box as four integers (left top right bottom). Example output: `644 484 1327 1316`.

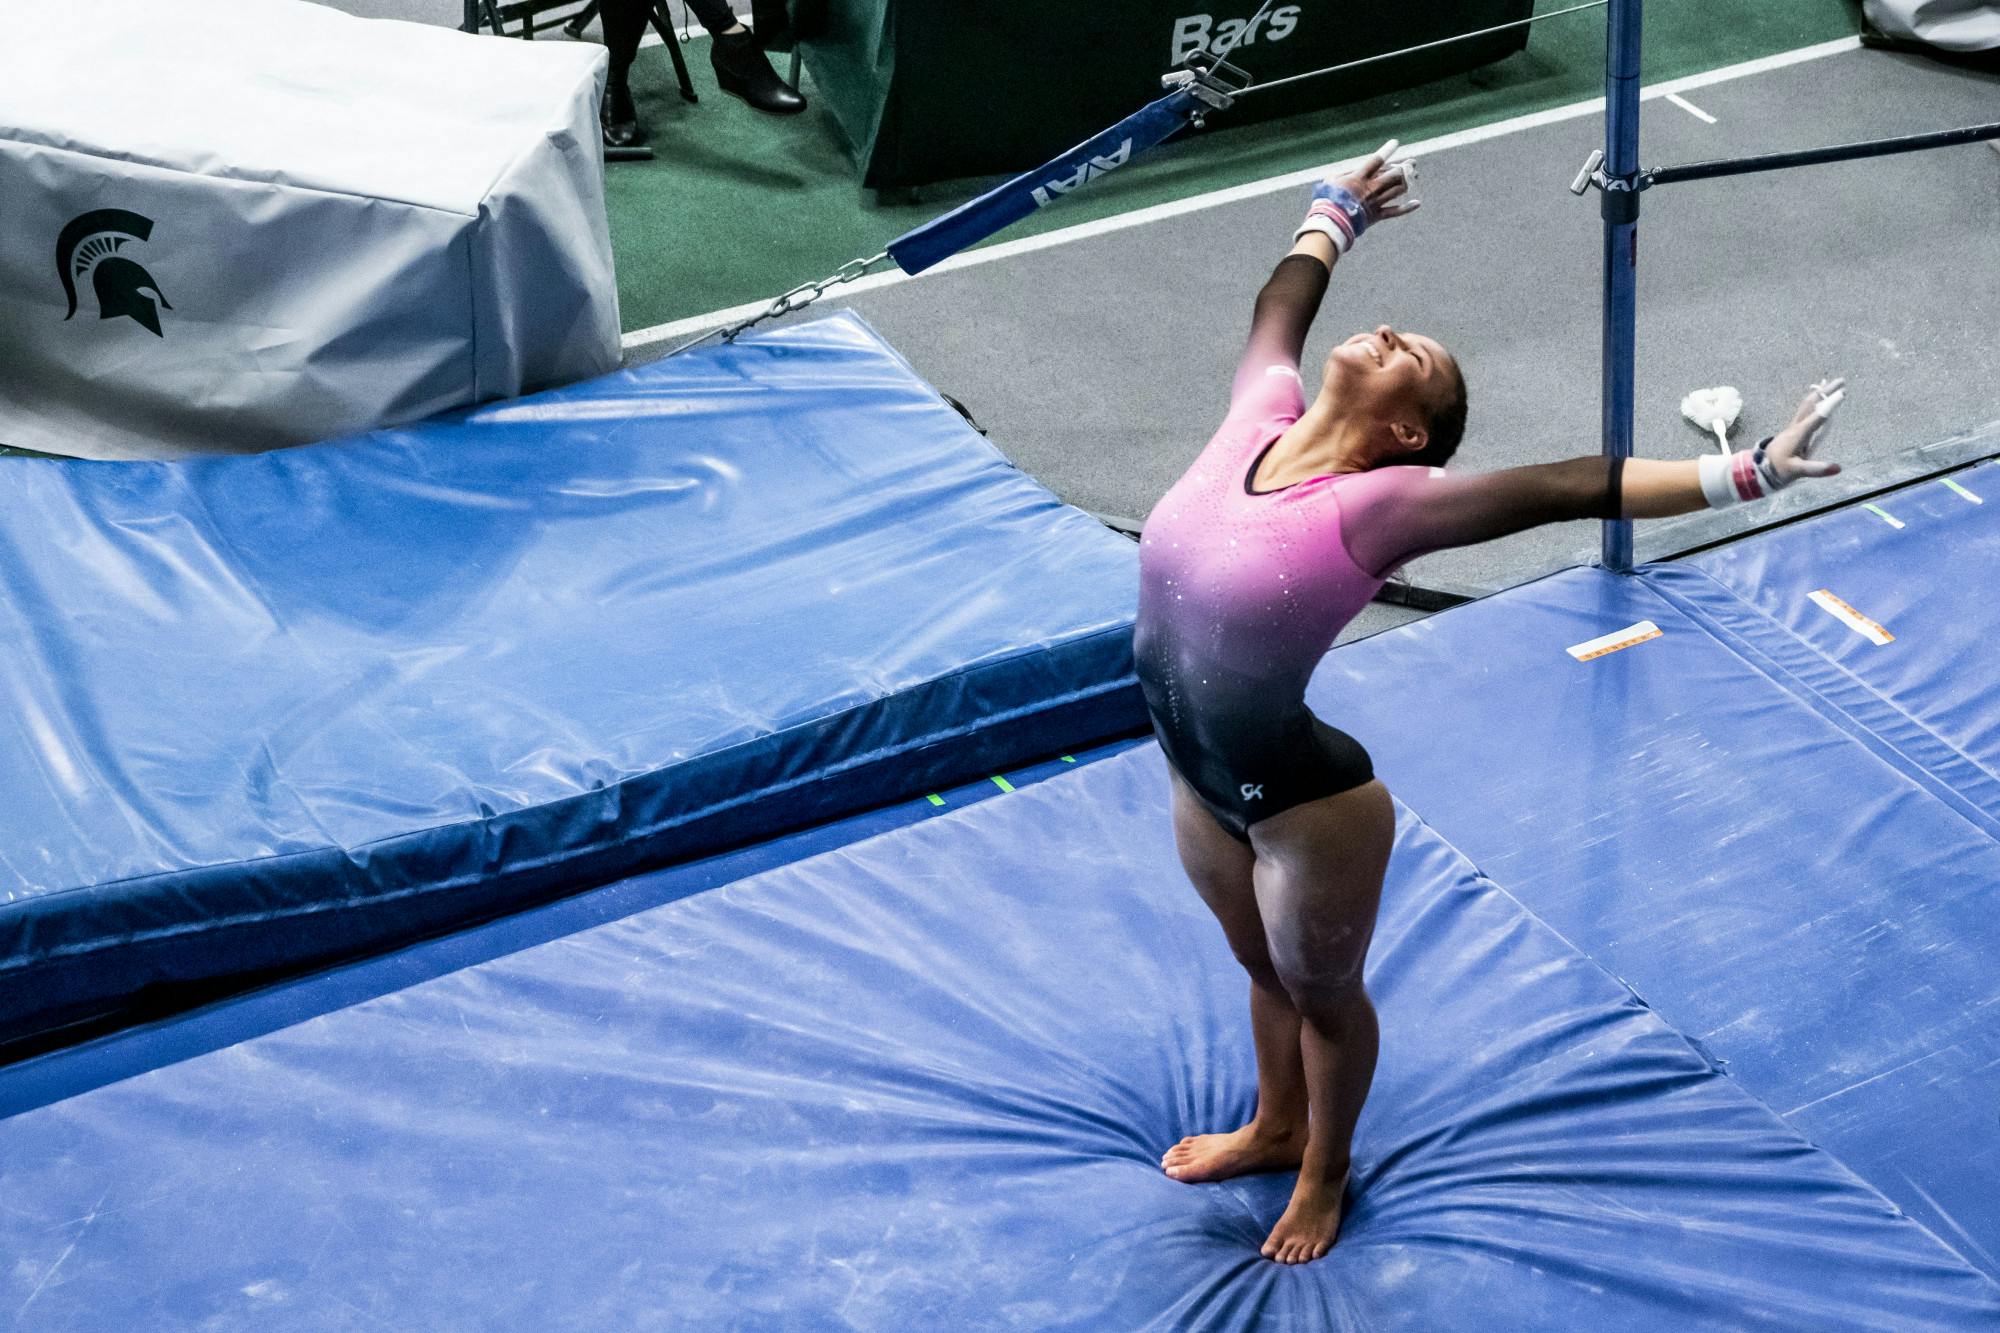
4 746 1995 1330
1314 535 2000 1277
1662 459 2000 821
0 312 1141 1044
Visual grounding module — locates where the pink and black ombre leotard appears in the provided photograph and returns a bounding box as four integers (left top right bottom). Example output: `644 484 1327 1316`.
1134 256 1622 841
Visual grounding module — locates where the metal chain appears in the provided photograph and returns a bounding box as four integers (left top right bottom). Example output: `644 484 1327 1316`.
660 0 1260 360
665 252 892 357
660 2 1612 357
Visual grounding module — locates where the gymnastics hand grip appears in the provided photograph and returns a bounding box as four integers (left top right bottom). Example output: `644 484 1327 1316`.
886 90 1202 276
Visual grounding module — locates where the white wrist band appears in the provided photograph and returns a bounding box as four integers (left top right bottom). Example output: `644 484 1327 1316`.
1698 450 1776 509
1293 214 1353 254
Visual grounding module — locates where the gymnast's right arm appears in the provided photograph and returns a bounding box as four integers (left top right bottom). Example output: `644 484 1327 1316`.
1344 380 1847 576
1231 253 1333 404
1230 143 1420 407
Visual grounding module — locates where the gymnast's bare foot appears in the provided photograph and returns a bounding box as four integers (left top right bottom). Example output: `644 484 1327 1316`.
1261 1172 1349 1264
1160 1121 1307 1183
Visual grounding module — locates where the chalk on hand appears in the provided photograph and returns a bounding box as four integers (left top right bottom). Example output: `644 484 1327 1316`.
1681 386 1743 454
1814 388 1846 419
1375 139 1400 163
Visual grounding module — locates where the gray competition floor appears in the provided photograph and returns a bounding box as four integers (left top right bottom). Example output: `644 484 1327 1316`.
639 44 1999 599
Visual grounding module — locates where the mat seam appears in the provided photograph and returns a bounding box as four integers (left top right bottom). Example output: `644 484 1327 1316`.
4 136 486 219
0 643 1141 970
1637 566 2000 846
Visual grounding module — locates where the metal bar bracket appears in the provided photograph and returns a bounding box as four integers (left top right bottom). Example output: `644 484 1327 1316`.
1161 52 1253 128
1569 148 1645 223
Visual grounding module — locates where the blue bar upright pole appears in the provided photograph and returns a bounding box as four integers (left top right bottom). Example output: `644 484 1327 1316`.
1601 0 1642 573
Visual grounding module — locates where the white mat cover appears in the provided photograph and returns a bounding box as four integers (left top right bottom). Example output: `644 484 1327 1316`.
1865 0 2000 51
0 0 618 458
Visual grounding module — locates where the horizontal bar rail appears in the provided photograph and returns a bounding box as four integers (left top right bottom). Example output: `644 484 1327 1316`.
1647 121 2000 186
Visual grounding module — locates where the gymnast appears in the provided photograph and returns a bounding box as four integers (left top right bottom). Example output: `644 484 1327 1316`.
1138 141 1846 1264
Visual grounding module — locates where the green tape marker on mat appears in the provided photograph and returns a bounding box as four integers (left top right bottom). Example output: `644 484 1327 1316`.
990 775 1016 793
925 793 945 806
1943 478 1983 505
1862 503 1906 531
1060 756 1076 763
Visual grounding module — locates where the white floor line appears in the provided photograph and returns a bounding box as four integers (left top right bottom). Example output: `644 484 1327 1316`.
621 36 1862 352
636 20 733 45
631 6 750 44
1664 91 1718 123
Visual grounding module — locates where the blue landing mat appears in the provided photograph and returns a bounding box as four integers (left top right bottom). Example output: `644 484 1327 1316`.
4 746 1996 1330
1668 460 2000 820
1314 470 2000 1278
0 312 1141 1045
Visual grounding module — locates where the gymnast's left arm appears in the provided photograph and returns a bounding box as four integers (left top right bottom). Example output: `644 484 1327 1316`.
1341 380 1846 576
1619 380 1844 516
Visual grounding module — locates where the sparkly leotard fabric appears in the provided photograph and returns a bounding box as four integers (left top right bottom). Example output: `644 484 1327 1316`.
1134 254 1624 840
1134 362 1400 839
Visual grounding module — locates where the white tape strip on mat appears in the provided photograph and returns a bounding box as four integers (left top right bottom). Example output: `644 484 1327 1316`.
1568 620 1663 661
1809 590 1894 645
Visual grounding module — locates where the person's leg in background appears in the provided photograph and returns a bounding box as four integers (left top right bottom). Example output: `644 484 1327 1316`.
599 0 654 147
599 0 803 148
688 0 806 114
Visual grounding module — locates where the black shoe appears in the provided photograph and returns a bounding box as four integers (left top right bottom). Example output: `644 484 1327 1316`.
601 74 647 149
709 29 806 114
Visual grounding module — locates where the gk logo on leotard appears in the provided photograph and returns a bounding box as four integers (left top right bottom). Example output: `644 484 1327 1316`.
1029 141 1134 208
1240 783 1265 801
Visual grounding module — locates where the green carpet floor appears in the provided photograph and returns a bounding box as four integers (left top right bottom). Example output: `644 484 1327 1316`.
607 0 1863 334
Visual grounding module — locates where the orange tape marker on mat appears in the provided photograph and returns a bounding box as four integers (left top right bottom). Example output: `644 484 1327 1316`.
1809 589 1894 645
1567 620 1662 662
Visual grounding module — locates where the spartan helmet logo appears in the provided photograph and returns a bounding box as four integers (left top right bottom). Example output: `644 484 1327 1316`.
57 208 171 337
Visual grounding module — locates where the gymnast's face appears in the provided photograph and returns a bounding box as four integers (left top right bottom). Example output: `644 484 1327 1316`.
1324 326 1460 459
